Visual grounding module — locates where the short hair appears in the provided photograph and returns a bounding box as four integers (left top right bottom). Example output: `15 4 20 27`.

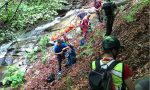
57 39 62 44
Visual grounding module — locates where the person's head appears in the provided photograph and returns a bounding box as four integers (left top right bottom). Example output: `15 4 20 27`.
56 39 62 46
102 35 121 59
86 13 91 19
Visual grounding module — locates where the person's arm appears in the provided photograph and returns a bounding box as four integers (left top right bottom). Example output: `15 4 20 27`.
123 64 135 90
125 77 135 90
54 46 63 55
55 51 63 55
83 19 89 27
62 46 70 51
114 3 119 16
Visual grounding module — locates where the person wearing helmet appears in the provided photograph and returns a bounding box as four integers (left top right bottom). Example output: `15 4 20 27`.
102 0 118 36
90 36 135 90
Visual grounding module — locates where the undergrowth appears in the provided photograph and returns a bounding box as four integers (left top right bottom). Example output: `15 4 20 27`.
78 29 102 58
123 0 150 22
26 35 49 64
2 65 25 88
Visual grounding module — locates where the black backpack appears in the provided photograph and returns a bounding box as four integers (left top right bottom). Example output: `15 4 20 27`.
89 60 120 90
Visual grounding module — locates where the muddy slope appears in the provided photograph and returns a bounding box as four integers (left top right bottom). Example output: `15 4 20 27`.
113 5 150 80
25 3 149 90
50 5 150 90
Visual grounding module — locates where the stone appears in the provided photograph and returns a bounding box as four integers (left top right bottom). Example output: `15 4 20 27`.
5 57 13 66
0 58 5 66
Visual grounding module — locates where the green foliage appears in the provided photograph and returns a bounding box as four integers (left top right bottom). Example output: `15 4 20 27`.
38 35 49 49
78 30 102 58
25 35 49 64
41 49 48 64
2 65 25 88
26 50 37 63
123 0 150 22
0 29 12 43
0 0 67 43
66 76 73 90
38 35 50 64
78 38 94 58
38 35 49 64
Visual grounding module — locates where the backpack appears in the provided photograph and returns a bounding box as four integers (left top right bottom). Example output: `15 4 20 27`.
89 60 120 90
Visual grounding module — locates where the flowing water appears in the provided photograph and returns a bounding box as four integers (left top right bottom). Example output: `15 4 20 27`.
0 1 127 88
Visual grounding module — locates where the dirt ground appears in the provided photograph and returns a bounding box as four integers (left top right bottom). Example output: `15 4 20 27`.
25 3 149 90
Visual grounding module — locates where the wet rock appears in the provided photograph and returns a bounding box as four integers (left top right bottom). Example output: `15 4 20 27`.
5 57 13 66
0 56 13 66
0 58 5 66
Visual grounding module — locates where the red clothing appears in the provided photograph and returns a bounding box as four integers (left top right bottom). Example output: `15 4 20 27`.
123 64 132 80
94 0 102 9
80 18 89 37
63 35 69 43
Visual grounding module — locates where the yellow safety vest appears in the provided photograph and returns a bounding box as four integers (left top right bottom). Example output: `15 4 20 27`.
92 60 123 90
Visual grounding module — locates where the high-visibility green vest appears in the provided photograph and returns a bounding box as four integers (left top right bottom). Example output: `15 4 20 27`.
92 60 123 89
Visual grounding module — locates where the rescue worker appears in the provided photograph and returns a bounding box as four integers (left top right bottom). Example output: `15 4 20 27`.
80 13 91 38
65 44 76 67
102 0 118 36
54 39 68 75
91 36 135 90
93 0 103 22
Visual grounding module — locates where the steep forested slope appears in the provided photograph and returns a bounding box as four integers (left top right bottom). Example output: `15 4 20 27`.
113 5 150 80
24 1 150 90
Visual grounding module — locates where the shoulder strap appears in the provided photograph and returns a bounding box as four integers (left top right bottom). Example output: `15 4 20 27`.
108 61 120 71
121 63 126 90
95 60 101 72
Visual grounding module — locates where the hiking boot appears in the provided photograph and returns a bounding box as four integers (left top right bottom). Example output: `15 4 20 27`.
56 71 62 80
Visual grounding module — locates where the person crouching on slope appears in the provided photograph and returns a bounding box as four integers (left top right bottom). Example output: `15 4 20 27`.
90 36 135 90
80 13 91 39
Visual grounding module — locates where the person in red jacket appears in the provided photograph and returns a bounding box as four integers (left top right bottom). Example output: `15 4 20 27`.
80 13 91 38
93 0 103 22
